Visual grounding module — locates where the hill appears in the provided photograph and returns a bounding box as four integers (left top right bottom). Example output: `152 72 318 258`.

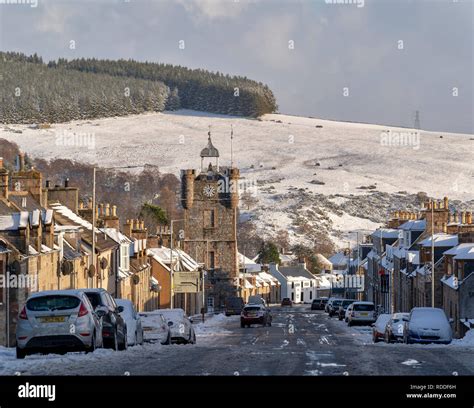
2 110 473 251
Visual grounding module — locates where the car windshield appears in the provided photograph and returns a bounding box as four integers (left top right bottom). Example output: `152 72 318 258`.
332 300 342 306
342 300 354 307
353 303 374 311
27 295 81 312
84 292 102 308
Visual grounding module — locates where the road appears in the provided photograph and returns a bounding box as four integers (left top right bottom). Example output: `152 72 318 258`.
2 305 473 376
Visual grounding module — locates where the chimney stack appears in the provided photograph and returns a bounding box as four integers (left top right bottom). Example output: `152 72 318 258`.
461 211 467 225
19 152 25 172
112 205 117 217
0 158 9 200
443 196 449 209
466 212 472 225
105 203 110 217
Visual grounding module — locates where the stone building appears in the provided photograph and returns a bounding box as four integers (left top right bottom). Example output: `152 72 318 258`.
180 132 239 310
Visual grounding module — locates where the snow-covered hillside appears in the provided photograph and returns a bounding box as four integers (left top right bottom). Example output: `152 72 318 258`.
2 110 473 249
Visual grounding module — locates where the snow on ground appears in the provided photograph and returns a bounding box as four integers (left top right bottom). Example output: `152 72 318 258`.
2 110 473 248
194 313 234 338
0 313 233 375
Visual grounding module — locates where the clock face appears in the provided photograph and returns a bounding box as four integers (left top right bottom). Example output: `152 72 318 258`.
203 184 216 198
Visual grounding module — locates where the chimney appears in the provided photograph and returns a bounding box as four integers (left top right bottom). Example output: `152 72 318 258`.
433 201 438 210
123 220 132 237
466 212 472 225
112 205 117 217
45 180 51 188
99 203 104 217
88 197 93 209
79 201 84 210
64 178 70 188
105 203 110 217
19 152 25 171
443 196 449 210
461 211 466 225
0 158 9 200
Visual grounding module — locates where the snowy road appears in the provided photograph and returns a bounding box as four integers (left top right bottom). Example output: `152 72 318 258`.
1 306 473 376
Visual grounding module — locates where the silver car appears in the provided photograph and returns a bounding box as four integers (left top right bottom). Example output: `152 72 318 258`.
16 290 104 359
403 307 452 344
139 311 171 344
159 309 196 344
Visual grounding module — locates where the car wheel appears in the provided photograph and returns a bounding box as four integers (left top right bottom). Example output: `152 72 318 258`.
16 346 27 359
86 332 96 353
119 329 128 351
107 329 119 350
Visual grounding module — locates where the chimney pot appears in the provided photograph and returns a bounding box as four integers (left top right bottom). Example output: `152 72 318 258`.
19 152 25 171
105 203 110 217
64 178 70 188
444 196 449 209
112 205 117 217
461 211 467 225
0 157 3 168
466 212 472 225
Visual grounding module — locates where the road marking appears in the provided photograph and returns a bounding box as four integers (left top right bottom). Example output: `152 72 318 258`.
297 338 306 346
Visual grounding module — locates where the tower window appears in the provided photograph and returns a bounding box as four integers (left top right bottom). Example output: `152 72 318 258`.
204 210 215 228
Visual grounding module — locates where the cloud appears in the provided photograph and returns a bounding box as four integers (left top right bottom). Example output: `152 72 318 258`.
176 0 249 20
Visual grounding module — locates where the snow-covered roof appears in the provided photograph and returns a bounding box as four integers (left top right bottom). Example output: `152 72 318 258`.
243 279 254 289
42 209 53 225
29 209 41 227
238 251 262 272
443 243 474 260
399 219 426 231
147 246 200 272
0 212 29 230
50 202 97 232
328 252 347 266
441 274 459 290
419 234 458 248
100 227 132 245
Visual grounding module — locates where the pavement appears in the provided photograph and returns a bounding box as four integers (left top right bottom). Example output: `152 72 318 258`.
1 304 473 376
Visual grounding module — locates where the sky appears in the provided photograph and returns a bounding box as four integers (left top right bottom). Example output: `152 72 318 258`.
0 0 472 134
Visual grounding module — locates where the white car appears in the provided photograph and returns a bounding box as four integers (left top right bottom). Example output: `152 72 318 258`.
158 309 196 344
403 307 452 344
115 299 144 346
138 311 171 344
347 301 376 326
372 314 392 343
344 303 354 322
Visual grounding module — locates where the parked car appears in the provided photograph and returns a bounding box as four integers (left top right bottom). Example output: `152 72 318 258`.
344 303 354 322
115 299 144 346
384 313 409 343
311 297 327 310
16 290 104 359
138 311 171 344
325 297 339 313
159 308 196 344
241 304 272 328
403 307 452 344
281 298 293 307
337 299 357 320
80 288 127 350
347 301 376 326
247 296 267 308
372 314 392 343
328 299 343 317
225 296 245 316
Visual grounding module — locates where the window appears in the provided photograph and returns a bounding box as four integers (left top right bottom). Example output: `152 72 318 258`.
204 210 215 228
301 292 304 302
291 282 294 289
291 292 294 301
309 291 312 300
121 244 130 271
209 251 215 270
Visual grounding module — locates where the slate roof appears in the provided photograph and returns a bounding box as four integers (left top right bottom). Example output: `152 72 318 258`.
278 265 315 280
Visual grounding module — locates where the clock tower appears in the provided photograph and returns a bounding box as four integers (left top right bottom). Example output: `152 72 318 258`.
181 130 240 309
